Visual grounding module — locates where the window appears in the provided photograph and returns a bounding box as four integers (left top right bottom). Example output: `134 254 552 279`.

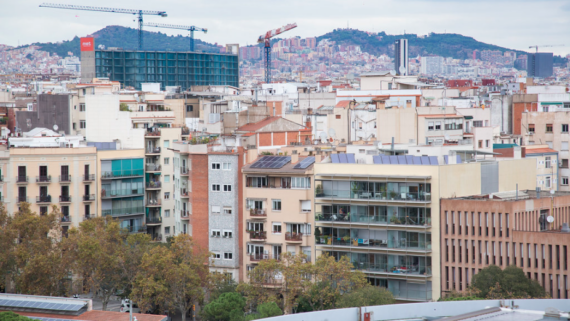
528 124 535 133
212 206 221 214
165 210 170 217
164 175 170 183
165 226 170 234
547 141 553 149
79 103 86 112
164 158 170 165
212 252 221 259
223 207 232 214
212 184 220 191
301 200 311 212
223 184 232 192
485 140 490 148
359 149 365 154
336 115 341 119
545 176 551 188
564 102 570 108
163 140 170 148
563 124 569 133
272 222 282 234
473 121 483 127
211 230 221 237
224 252 233 260
562 159 569 168
272 200 282 211
211 163 220 170
73 123 76 130
40 206 48 215
563 142 569 151
80 120 86 129
186 105 193 112
435 121 441 130
563 177 569 186
546 124 553 133
428 122 434 131
292 177 311 188
222 162 231 170
164 192 170 199
545 156 551 169
478 140 483 148
223 230 233 238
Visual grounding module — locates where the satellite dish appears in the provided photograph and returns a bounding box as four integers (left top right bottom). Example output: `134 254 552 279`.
328 128 336 138
444 134 450 141
550 189 555 195
399 66 406 74
319 132 327 143
53 125 58 131
389 70 396 76
547 216 554 223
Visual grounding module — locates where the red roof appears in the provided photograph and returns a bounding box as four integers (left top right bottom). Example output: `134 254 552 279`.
526 148 558 154
11 310 166 321
335 100 351 108
237 116 281 132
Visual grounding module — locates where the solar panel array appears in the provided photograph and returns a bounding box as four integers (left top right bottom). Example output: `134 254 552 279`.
372 155 439 165
443 155 462 164
330 153 356 164
250 156 291 169
293 156 315 169
0 299 85 312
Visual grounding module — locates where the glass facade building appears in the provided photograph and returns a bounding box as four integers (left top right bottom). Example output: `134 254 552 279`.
94 50 239 90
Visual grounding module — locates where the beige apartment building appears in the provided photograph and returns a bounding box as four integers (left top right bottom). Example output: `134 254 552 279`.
9 146 98 233
242 154 316 281
313 156 537 301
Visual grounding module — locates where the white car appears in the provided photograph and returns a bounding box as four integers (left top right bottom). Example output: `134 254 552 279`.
120 299 140 313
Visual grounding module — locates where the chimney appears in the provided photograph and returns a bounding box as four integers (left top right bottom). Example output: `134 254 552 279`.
513 146 521 159
291 153 299 164
315 154 322 163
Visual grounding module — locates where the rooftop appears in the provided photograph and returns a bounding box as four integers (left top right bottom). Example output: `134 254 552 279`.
448 189 570 201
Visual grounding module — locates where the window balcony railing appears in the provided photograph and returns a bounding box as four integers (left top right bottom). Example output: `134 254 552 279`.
249 208 266 217
146 164 161 172
250 253 281 261
316 235 431 251
315 212 431 227
101 169 144 179
181 128 190 135
350 262 432 276
36 195 52 203
83 214 96 221
248 230 267 240
36 175 52 183
180 190 189 197
83 194 95 201
101 188 144 198
145 130 161 137
180 167 189 175
285 232 303 241
59 175 72 183
83 174 95 181
16 196 28 203
123 225 146 233
59 195 72 202
146 147 161 154
16 176 28 183
181 211 190 219
317 189 431 202
60 215 71 223
102 206 145 217
146 216 162 224
147 199 161 206
146 181 161 189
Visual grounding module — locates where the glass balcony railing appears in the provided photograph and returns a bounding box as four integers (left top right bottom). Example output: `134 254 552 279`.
352 262 432 276
317 189 431 202
315 212 431 227
146 216 162 224
123 225 146 233
101 188 143 198
102 206 145 217
316 235 431 251
101 169 144 179
146 181 161 189
316 181 431 202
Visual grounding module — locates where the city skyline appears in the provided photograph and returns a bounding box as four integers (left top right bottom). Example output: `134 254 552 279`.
1 0 570 56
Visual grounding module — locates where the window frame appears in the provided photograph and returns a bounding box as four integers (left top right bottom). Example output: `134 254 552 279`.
272 199 282 211
211 163 221 170
211 184 220 191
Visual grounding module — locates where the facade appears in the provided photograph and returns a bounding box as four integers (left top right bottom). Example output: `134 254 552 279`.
527 53 553 78
8 146 98 233
313 157 537 301
83 50 239 90
97 149 145 233
420 56 444 75
15 94 71 134
440 190 570 299
242 155 315 281
394 39 409 76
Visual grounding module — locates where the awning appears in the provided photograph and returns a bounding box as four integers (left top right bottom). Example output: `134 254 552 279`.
541 102 563 105
464 116 474 119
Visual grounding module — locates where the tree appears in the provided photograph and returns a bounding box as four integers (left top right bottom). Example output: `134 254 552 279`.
119 233 153 300
236 258 282 309
0 311 35 320
256 302 282 318
470 265 503 298
208 273 238 302
202 292 246 321
119 103 130 111
63 216 126 311
132 234 210 321
337 285 395 308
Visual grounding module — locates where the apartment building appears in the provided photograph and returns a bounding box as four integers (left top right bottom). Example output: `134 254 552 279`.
242 155 315 281
440 190 570 299
8 145 98 234
171 140 244 281
494 145 559 191
97 148 145 234
313 155 537 301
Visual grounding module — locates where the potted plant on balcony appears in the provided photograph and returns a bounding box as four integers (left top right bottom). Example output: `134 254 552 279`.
315 184 324 197
390 215 402 224
351 182 359 198
389 191 398 200
342 235 351 244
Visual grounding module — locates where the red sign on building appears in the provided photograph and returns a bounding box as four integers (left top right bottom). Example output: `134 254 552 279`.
80 37 94 52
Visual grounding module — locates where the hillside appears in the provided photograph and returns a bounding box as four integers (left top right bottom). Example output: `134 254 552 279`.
27 26 221 57
317 29 567 64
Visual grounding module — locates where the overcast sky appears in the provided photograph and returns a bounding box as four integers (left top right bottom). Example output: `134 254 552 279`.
2 0 570 56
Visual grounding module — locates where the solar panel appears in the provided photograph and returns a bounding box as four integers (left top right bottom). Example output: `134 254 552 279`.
381 155 390 164
347 154 356 163
389 156 398 164
421 156 430 165
429 156 439 165
397 155 406 164
412 156 422 165
331 154 339 163
456 155 462 164
338 153 348 163
444 155 449 164
373 155 382 164
406 155 414 164
293 156 315 169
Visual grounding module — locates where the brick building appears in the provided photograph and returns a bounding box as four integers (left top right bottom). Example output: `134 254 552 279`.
440 190 570 299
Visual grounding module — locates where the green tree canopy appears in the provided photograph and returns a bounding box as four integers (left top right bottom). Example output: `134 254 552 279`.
337 285 395 308
0 311 34 320
202 292 246 321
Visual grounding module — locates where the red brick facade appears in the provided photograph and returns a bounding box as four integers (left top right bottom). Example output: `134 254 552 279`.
189 154 209 252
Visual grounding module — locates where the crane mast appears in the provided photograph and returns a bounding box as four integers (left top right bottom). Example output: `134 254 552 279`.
39 3 167 50
143 23 208 51
257 23 297 84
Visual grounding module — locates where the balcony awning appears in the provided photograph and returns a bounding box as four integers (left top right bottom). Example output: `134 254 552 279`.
463 116 473 119
540 102 563 105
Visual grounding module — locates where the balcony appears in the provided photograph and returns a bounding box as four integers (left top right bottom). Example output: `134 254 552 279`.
146 181 161 189
0 175 4 182
16 176 28 184
124 225 146 233
152 234 163 242
181 128 190 135
316 234 431 252
146 199 161 207
101 169 144 180
146 147 161 155
83 194 95 202
59 195 72 203
60 215 72 225
315 181 431 203
83 214 96 221
146 164 162 172
83 174 95 182
285 232 303 242
59 175 72 183
16 196 28 203
36 176 52 183
180 190 189 198
250 253 281 262
101 188 144 199
180 167 189 175
102 206 145 217
248 230 267 241
146 216 162 225
249 208 267 218
315 211 431 227
36 195 52 204
145 130 161 138
351 261 432 277
181 211 191 220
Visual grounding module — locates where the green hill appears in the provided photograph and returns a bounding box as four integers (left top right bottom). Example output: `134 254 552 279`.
27 25 221 57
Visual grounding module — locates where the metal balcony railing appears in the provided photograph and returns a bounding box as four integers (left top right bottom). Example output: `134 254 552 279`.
59 195 72 202
147 199 161 206
61 215 71 223
16 196 28 203
146 147 161 154
59 175 72 183
83 194 95 201
36 175 52 183
83 174 95 181
146 181 161 189
36 195 52 203
146 164 162 171
16 176 28 183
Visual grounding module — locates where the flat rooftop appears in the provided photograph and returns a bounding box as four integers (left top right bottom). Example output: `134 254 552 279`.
447 190 570 201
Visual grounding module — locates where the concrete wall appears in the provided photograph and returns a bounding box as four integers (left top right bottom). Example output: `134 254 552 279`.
376 108 417 144
16 94 71 134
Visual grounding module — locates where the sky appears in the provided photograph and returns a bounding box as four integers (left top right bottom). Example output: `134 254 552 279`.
1 0 570 56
